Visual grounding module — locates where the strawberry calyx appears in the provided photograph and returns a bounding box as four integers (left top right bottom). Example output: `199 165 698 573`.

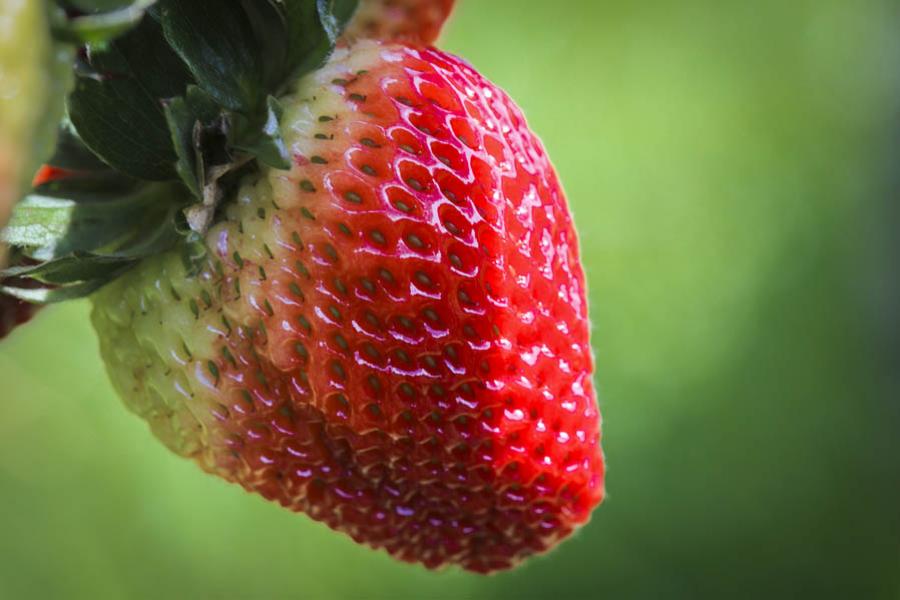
1 0 361 304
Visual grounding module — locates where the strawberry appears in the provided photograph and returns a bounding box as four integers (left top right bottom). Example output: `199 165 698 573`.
91 39 604 573
2 0 604 573
344 0 455 44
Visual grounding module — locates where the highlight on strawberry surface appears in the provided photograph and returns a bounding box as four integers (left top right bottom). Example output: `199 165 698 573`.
0 0 604 573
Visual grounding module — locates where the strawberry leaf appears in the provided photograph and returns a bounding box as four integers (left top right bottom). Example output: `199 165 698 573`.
164 85 228 197
3 181 188 261
1 195 80 250
279 0 359 85
278 0 342 82
281 1 330 76
155 0 267 113
231 96 291 170
68 16 193 180
2 254 136 285
32 171 140 202
241 0 290 92
1 267 134 303
46 122 112 172
318 0 358 43
1 177 186 302
3 0 360 304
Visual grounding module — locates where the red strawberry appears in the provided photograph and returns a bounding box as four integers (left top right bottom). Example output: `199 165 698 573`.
344 0 455 45
92 39 604 573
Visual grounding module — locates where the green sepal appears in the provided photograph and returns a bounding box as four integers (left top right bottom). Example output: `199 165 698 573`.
154 0 358 110
46 121 112 172
1 178 187 301
2 195 83 250
166 90 289 233
241 0 290 92
231 96 291 170
155 0 268 113
32 171 140 203
67 15 193 180
178 232 209 277
3 180 188 261
66 0 357 188
279 0 359 87
2 253 136 285
2 0 361 305
164 85 229 197
317 0 359 43
1 271 132 304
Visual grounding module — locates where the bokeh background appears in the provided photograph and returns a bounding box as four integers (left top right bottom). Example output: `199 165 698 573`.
2 0 899 597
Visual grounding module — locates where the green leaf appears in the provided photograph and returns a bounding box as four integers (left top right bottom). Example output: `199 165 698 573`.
163 96 202 196
164 85 228 196
155 0 265 112
2 182 189 261
2 254 135 285
34 171 141 202
317 0 358 43
4 0 361 308
179 235 209 276
279 0 358 86
52 0 157 44
68 76 171 180
1 195 78 249
231 96 290 170
1 176 186 302
106 203 184 258
68 15 194 180
1 269 131 303
241 0 289 92
46 121 112 172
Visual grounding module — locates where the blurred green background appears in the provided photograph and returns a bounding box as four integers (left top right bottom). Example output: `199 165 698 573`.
2 0 899 598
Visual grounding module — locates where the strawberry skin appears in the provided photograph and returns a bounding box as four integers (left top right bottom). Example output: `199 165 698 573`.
92 40 603 573
345 0 454 44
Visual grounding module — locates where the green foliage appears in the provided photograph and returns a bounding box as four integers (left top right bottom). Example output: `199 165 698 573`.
163 85 231 197
155 0 268 112
68 16 192 180
4 0 359 302
230 97 291 170
2 177 188 302
281 0 359 84
46 122 116 172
